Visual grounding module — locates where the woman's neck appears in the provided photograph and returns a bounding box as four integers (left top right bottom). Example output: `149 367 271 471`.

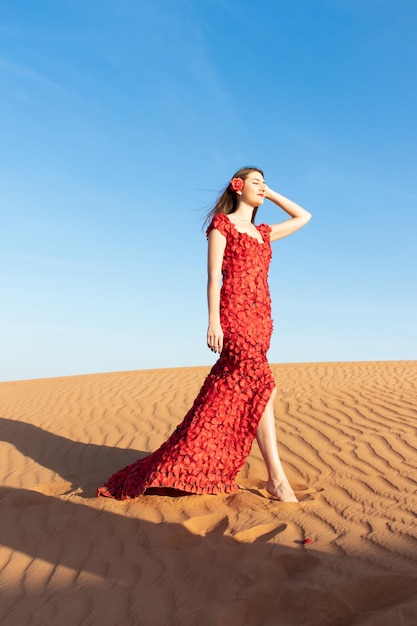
233 202 255 223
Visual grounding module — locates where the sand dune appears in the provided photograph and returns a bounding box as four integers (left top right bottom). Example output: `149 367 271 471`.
1 361 417 625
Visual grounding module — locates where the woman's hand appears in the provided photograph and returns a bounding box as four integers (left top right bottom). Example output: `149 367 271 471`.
207 323 223 354
263 185 312 241
263 183 273 200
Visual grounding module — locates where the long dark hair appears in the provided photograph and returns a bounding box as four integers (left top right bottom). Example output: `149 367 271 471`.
204 166 264 227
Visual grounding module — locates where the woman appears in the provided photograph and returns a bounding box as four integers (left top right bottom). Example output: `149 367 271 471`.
97 167 311 502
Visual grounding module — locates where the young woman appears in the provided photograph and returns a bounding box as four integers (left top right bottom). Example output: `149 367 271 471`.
97 167 311 502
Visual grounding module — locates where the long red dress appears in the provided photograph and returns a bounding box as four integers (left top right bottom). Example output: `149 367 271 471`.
97 213 275 499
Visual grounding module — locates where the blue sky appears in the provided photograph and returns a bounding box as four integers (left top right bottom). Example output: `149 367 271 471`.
1 0 416 381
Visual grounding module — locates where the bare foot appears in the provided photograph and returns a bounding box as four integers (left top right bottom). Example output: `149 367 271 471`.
266 479 299 502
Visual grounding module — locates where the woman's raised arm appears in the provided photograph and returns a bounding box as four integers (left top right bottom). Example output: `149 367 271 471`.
265 186 312 242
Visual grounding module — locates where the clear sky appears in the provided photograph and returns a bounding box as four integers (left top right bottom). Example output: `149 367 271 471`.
1 0 416 382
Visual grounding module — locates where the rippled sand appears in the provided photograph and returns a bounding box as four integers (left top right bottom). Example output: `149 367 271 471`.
1 361 416 625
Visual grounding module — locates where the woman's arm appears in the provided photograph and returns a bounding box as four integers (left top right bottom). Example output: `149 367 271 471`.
207 229 226 353
265 186 312 242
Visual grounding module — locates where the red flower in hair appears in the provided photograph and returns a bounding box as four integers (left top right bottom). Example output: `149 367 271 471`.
230 177 244 192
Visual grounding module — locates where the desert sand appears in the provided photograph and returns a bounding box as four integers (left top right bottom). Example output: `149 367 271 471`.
0 360 416 625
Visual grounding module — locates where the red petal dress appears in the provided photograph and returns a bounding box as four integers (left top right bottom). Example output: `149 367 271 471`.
97 213 275 499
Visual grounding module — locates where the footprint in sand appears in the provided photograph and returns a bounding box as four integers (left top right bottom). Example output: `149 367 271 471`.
293 483 324 503
231 521 287 543
183 513 288 545
159 514 229 550
182 513 229 537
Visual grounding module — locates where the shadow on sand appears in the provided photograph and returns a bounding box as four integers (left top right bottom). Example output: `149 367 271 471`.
1 486 417 625
0 416 148 495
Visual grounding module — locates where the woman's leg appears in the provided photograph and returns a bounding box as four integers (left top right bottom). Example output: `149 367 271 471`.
255 388 298 502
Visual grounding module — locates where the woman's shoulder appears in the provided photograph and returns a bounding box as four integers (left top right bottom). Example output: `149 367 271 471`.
206 213 231 239
257 222 272 240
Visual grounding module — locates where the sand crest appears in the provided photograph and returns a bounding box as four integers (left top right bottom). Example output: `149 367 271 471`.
1 361 417 625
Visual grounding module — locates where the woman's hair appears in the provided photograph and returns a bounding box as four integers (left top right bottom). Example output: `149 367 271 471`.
204 166 264 227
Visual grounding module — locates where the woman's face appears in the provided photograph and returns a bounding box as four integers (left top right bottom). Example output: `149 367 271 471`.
239 171 266 207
